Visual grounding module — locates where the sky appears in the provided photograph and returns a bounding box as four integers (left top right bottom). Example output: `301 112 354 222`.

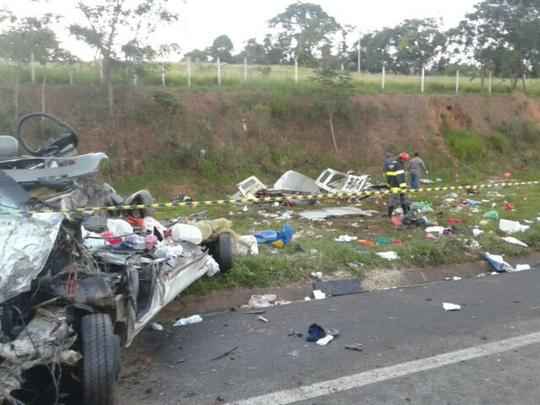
0 0 479 60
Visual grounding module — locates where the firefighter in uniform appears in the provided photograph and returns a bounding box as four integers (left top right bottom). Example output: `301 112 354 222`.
384 152 411 217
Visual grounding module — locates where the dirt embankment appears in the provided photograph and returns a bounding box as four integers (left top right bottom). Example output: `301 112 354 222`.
1 86 538 176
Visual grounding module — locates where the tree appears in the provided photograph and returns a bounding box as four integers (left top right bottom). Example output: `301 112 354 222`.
313 67 353 154
392 19 447 74
207 34 234 63
352 29 394 73
0 12 73 118
263 34 288 64
184 49 209 63
457 0 540 89
69 0 178 115
241 38 267 64
269 2 341 66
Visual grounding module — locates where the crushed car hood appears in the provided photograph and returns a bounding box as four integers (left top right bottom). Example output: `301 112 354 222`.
0 212 64 303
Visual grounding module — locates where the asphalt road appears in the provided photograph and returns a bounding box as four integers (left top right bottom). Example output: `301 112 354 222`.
118 270 540 405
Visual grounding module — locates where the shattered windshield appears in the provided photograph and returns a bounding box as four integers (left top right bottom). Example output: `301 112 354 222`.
0 171 30 212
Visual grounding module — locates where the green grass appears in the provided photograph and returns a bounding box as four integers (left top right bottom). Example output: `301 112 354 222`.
161 176 540 297
1 62 539 96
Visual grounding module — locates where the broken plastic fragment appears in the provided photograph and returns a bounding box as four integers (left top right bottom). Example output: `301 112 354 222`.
499 219 530 234
501 236 528 248
377 251 400 261
335 235 358 243
484 252 513 273
173 314 203 327
514 264 532 272
442 302 461 311
317 335 335 346
247 294 278 309
313 290 327 300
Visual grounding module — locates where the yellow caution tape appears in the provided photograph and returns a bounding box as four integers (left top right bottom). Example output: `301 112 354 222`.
27 180 540 215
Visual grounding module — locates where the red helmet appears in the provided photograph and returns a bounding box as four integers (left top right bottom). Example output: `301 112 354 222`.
399 152 410 161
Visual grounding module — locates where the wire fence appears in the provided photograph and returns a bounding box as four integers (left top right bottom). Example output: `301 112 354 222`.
0 59 535 96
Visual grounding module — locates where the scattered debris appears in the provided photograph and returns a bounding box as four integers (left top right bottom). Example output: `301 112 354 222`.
247 294 278 309
464 239 481 250
151 322 164 332
299 207 374 221
306 324 327 342
502 236 528 248
317 335 335 346
425 226 446 236
255 224 295 245
410 201 433 214
514 264 532 272
335 235 358 243
234 235 259 256
443 302 462 311
235 176 266 198
484 252 513 273
306 323 339 346
316 168 371 193
377 251 400 261
472 228 484 238
273 170 319 194
313 279 363 297
483 210 500 221
257 316 269 323
244 310 266 315
345 343 364 352
358 239 376 248
288 330 304 338
313 290 327 300
174 315 203 327
499 219 530 234
310 272 323 280
211 346 239 361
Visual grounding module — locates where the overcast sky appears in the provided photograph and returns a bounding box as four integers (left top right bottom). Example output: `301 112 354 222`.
0 0 479 60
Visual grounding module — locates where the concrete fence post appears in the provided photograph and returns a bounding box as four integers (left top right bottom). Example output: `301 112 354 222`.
357 42 361 73
421 66 425 94
187 57 192 88
455 70 460 95
161 64 166 87
30 52 36 84
294 58 299 83
488 71 493 95
381 64 386 91
217 57 222 86
243 57 248 81
99 60 104 84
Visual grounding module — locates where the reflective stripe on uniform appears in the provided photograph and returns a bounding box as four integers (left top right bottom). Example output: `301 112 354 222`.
386 170 405 176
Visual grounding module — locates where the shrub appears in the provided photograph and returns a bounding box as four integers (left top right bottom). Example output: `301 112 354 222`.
446 129 486 162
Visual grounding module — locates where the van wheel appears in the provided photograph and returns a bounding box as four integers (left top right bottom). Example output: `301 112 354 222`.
80 313 120 405
210 233 233 273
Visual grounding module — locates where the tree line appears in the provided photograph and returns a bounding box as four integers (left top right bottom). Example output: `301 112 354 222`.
186 1 540 86
1 0 540 94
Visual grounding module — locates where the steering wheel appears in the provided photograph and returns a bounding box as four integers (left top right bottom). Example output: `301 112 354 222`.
15 112 79 157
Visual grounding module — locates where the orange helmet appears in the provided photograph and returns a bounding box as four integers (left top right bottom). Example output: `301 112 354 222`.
399 152 410 161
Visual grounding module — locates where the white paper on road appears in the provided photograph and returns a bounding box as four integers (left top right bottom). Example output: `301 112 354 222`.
442 302 462 311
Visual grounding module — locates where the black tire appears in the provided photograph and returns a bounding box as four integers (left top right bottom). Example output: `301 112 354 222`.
211 233 234 273
80 313 120 405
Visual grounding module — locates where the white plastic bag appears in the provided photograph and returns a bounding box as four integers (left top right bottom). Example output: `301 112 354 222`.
107 219 133 237
171 224 203 245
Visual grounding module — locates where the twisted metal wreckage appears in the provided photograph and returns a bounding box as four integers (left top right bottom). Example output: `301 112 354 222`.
0 113 233 405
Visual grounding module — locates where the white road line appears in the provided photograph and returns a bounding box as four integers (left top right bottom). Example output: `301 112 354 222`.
227 331 540 405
